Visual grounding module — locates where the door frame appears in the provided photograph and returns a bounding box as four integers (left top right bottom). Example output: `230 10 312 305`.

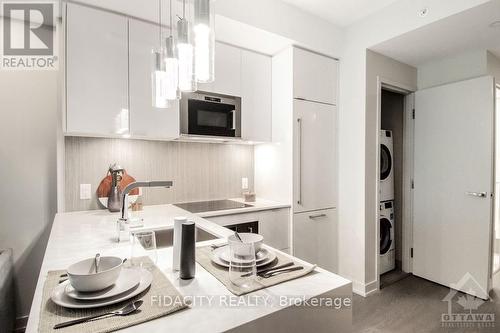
375 77 416 289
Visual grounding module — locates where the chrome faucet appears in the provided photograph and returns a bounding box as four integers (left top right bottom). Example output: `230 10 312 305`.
119 181 173 223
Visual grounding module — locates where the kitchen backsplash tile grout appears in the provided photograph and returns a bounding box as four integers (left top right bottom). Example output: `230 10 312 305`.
64 137 254 212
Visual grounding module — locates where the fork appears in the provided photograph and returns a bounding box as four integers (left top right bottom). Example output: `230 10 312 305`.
261 266 304 278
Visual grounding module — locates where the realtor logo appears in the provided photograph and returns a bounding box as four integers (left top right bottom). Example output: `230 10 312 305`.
1 1 58 70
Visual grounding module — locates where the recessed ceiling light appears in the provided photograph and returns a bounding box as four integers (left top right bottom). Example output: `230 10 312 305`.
490 20 500 28
418 8 429 17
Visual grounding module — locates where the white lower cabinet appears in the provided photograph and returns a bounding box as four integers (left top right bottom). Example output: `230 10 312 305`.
293 208 337 273
205 208 290 251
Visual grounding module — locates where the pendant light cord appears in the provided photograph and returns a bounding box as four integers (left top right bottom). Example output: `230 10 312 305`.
158 0 162 46
169 0 173 36
183 0 186 19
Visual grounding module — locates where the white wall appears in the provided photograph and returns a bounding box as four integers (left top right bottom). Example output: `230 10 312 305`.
337 0 489 295
0 69 58 318
418 50 489 89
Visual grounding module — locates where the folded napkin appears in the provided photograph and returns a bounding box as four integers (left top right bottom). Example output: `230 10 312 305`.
38 257 188 333
196 245 316 296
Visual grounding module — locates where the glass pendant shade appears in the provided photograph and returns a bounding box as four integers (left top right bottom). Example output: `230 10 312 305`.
151 50 170 108
164 36 180 100
177 18 197 92
194 0 214 83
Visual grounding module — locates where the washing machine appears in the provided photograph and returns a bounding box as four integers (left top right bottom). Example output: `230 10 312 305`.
380 130 394 202
379 200 395 275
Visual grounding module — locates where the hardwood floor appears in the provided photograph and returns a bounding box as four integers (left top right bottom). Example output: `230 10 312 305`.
353 274 500 333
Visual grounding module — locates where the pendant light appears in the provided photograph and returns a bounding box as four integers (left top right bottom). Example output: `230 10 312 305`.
152 0 169 108
164 0 180 101
177 0 197 92
194 0 214 83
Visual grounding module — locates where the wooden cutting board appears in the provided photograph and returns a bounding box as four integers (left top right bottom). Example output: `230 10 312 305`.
97 171 139 199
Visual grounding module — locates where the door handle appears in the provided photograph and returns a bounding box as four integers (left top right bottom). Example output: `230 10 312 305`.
297 118 302 205
231 111 236 130
309 214 327 219
466 191 487 198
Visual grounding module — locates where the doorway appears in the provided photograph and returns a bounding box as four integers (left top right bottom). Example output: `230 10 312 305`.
379 89 412 288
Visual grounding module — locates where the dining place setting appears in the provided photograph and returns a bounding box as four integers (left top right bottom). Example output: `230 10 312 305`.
198 232 317 295
39 253 187 333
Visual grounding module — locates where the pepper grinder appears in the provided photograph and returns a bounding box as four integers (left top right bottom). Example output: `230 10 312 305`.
173 216 187 271
107 164 124 212
180 221 196 279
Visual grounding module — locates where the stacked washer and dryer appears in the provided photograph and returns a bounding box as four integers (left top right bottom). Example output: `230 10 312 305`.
379 130 395 275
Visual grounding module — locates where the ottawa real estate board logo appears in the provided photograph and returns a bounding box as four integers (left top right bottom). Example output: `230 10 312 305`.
1 1 58 70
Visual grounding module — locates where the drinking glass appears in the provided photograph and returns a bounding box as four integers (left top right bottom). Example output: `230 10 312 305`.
130 230 157 269
228 240 256 289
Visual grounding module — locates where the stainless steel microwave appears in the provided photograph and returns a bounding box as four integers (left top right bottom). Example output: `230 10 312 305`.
180 92 241 138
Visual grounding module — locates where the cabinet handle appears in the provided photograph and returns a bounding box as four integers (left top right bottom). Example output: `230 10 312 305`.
309 214 327 219
297 118 302 205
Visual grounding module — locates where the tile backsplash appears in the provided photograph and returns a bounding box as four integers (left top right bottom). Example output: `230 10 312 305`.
64 137 254 212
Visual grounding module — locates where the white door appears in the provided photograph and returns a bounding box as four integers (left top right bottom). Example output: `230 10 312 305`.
413 76 495 299
128 19 179 140
293 208 337 272
66 3 128 136
293 99 337 212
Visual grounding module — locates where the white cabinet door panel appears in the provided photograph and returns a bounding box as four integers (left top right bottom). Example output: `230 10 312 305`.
241 50 272 142
293 208 337 273
66 3 128 135
293 48 337 105
128 20 179 139
198 42 241 96
293 100 337 212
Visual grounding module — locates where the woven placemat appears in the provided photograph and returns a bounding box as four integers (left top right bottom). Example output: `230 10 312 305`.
196 246 316 296
38 257 188 333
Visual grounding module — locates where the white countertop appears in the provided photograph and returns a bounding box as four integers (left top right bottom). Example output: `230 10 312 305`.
26 203 351 333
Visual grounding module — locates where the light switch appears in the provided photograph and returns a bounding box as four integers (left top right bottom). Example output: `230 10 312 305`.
80 184 92 200
242 177 249 190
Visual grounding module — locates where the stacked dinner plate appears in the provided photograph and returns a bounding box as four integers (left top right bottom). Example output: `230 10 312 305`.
210 246 277 268
51 261 152 309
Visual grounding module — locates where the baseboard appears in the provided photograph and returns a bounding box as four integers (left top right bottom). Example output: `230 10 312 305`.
14 316 28 333
352 279 379 297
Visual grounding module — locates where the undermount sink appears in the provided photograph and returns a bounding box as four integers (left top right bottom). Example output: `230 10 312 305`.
153 227 220 249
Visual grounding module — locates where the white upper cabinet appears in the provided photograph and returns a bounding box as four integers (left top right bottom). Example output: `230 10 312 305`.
128 20 179 140
241 50 272 142
293 99 337 212
293 47 338 105
198 42 242 97
66 4 129 136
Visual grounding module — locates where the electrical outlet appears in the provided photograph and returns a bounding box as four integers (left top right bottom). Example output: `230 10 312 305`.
80 184 91 200
241 177 249 190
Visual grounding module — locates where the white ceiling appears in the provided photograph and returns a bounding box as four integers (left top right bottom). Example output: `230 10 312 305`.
280 0 400 27
371 0 500 66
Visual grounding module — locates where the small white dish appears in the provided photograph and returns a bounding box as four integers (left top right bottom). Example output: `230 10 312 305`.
51 268 152 309
211 247 276 268
227 233 264 254
65 268 141 301
67 256 123 292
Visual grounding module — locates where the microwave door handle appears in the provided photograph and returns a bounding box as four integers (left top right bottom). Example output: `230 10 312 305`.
231 110 236 130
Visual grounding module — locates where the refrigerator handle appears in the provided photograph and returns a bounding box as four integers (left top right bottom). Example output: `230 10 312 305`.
297 118 302 205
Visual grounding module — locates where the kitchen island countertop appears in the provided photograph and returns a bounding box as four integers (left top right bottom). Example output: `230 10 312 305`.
26 204 352 333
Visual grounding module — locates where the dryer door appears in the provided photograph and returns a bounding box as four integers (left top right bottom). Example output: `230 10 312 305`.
380 217 393 255
380 144 392 181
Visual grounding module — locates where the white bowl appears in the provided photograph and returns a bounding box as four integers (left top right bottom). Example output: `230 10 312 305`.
67 256 122 292
228 233 264 255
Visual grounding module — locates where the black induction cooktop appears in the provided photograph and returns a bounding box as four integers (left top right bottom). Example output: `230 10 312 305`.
174 199 252 213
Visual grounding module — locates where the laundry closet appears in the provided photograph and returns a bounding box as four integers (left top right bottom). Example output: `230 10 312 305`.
379 89 408 287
